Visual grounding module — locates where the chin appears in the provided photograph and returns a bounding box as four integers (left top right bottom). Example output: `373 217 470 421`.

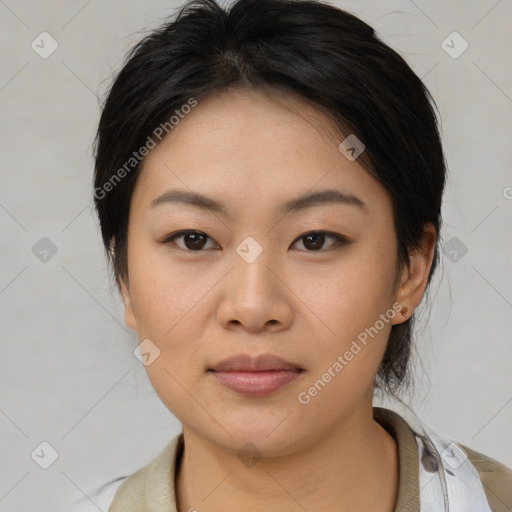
196 412 308 457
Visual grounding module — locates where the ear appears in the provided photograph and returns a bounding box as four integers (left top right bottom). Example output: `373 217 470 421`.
119 276 138 332
392 222 437 325
111 237 138 332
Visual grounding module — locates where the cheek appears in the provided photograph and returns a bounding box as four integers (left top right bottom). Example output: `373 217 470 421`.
127 258 211 411
292 241 396 327
289 243 396 378
127 243 209 338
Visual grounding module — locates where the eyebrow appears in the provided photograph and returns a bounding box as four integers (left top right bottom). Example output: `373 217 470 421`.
149 187 367 217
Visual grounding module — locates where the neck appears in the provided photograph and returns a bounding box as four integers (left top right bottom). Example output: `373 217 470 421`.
175 406 399 512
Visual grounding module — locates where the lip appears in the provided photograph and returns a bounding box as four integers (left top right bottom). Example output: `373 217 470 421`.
209 353 303 372
208 353 305 397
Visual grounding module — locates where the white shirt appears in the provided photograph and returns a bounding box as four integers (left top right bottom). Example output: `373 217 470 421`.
68 476 127 512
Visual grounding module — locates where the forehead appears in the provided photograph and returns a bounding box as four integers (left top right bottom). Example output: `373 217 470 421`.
132 87 391 217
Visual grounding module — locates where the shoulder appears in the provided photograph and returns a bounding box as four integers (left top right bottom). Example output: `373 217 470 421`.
68 476 128 512
67 435 183 512
108 434 184 511
456 442 512 512
373 407 512 511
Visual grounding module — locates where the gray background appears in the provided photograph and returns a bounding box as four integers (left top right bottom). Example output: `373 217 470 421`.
1 0 511 510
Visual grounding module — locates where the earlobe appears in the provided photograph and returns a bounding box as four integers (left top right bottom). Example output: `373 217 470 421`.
393 222 437 325
112 235 138 332
119 278 138 331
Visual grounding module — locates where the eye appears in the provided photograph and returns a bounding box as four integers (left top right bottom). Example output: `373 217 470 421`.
162 230 219 251
291 231 348 251
162 230 348 252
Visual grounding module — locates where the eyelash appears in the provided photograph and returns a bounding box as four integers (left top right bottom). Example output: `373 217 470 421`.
161 230 348 252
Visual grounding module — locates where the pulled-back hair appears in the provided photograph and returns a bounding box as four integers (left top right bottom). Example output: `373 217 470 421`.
93 0 447 398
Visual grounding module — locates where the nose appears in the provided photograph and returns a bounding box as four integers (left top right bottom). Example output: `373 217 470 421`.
216 241 294 333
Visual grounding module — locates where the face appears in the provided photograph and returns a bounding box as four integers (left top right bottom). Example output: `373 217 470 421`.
120 87 425 456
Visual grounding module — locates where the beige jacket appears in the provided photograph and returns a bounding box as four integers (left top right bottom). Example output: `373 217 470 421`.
106 407 512 511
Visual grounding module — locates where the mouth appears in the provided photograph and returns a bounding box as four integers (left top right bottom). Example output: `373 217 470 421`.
207 353 305 397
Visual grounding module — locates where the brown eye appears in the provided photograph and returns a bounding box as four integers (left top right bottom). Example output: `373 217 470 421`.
292 231 347 251
163 230 347 253
163 230 218 251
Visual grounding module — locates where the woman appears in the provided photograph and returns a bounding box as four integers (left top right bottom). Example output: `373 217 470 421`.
83 0 512 510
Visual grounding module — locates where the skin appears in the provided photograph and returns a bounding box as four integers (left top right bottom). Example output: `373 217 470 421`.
119 86 436 512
